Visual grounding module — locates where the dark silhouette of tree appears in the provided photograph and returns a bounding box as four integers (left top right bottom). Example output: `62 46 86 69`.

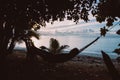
0 0 120 60
92 0 120 26
0 0 97 59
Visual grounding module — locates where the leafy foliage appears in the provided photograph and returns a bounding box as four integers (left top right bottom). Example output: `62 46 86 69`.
114 48 120 55
40 38 69 54
0 0 97 56
116 29 120 35
93 0 120 26
0 0 120 57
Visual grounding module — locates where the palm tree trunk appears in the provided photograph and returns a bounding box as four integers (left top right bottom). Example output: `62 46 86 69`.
24 39 31 61
24 38 38 62
101 51 120 80
7 38 16 54
0 36 9 60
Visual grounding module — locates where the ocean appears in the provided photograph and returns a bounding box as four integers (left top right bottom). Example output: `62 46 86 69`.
15 32 120 59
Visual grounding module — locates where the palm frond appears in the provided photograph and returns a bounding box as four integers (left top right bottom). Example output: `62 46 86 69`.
40 38 69 54
114 48 120 55
49 38 60 52
57 45 69 53
116 29 120 35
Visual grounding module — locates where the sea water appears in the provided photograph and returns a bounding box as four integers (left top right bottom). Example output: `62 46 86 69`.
15 32 120 59
15 20 120 59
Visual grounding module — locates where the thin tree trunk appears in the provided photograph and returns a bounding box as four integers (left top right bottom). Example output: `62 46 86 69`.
24 38 38 62
101 51 120 80
24 39 31 61
7 38 16 54
0 36 9 60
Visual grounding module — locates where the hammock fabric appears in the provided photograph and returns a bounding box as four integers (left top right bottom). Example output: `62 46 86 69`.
29 46 79 63
28 37 100 63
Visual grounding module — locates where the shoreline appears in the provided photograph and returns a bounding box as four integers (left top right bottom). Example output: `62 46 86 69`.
12 49 119 65
14 48 120 59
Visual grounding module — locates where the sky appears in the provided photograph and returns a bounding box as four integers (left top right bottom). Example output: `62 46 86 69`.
39 17 120 35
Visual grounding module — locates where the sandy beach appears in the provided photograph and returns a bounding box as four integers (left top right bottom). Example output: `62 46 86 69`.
0 50 120 80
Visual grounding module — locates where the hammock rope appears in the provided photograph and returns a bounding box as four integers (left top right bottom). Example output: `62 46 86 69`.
78 21 120 53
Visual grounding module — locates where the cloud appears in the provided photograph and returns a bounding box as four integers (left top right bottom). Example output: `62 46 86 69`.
39 18 119 35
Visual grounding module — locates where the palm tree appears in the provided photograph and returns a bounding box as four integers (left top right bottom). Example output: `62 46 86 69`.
2 20 41 62
40 38 69 54
7 20 40 54
15 21 40 61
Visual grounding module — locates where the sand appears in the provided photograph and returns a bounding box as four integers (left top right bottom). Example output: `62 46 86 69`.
0 50 120 80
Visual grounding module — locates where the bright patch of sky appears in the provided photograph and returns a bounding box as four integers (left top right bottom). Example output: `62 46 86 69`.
39 15 120 35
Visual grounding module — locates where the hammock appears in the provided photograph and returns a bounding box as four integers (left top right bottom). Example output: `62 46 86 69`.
31 47 79 63
28 37 100 63
27 21 120 63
